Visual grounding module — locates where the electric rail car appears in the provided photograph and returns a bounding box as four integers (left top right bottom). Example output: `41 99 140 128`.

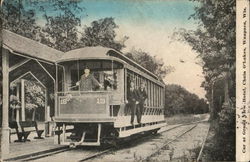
54 46 166 146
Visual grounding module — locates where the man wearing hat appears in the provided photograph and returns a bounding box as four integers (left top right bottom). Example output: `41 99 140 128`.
76 66 102 91
136 82 147 124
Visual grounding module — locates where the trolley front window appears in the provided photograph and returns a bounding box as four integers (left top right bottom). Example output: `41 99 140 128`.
58 60 123 92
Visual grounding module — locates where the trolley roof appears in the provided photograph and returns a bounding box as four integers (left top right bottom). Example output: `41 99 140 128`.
57 46 160 80
57 46 112 62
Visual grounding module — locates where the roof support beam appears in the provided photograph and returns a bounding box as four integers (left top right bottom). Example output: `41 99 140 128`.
9 58 31 72
36 60 55 84
11 71 46 89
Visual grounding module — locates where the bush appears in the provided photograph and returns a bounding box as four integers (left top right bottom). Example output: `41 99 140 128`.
205 104 235 161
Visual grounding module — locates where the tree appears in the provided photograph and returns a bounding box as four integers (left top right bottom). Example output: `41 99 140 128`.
173 0 236 119
38 0 85 52
25 80 45 121
1 0 39 39
164 84 208 116
125 49 174 80
80 17 128 51
1 0 86 52
173 0 236 160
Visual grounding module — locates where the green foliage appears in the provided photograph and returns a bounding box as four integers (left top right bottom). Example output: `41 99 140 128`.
1 1 126 52
216 106 235 160
38 0 84 52
125 49 174 80
80 17 128 51
9 94 20 109
25 80 45 111
1 0 39 39
204 105 235 161
164 84 208 116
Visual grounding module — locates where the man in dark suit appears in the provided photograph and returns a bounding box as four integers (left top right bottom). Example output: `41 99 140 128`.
126 81 139 125
136 82 147 124
76 66 102 91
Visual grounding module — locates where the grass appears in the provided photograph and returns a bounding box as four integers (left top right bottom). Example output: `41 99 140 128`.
196 125 216 161
165 113 208 125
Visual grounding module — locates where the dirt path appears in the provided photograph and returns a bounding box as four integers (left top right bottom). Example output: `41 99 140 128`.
149 122 210 161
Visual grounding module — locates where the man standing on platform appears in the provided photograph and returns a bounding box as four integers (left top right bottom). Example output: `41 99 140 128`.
76 66 102 91
73 66 102 139
126 81 139 125
136 82 147 124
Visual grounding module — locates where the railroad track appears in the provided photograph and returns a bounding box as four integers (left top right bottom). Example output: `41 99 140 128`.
144 122 210 162
4 146 70 161
6 120 207 162
196 124 210 161
143 124 198 161
78 122 202 162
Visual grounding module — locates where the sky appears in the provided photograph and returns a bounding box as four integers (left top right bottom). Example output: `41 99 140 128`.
27 0 206 98
76 0 205 98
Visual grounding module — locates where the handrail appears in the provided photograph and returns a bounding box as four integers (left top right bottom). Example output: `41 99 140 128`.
57 90 113 95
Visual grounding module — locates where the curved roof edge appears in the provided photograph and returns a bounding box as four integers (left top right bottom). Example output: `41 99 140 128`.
56 46 112 62
58 46 159 80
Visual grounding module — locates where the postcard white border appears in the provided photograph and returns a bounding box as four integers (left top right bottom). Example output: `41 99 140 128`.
236 0 250 161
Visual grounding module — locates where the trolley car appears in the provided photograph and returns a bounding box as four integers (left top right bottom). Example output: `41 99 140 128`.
54 46 166 146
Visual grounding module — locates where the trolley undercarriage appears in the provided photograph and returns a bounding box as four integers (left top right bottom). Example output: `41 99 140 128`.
54 119 166 147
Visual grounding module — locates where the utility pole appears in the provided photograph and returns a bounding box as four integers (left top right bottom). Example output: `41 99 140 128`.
222 65 230 110
209 81 215 120
0 0 4 7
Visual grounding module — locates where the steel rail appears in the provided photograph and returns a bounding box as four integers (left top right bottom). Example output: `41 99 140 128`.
158 119 207 134
6 120 208 161
77 122 204 162
144 123 198 161
196 124 210 161
78 148 113 162
21 147 71 161
4 146 70 161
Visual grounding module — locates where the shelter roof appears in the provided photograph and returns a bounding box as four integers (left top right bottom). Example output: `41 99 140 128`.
2 30 63 63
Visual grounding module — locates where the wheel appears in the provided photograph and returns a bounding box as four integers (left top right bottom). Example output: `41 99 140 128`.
151 128 159 135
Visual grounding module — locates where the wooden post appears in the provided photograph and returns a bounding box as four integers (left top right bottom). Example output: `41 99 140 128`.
47 106 50 122
21 79 25 121
16 83 20 122
55 64 58 117
44 89 50 137
45 89 48 121
1 49 10 157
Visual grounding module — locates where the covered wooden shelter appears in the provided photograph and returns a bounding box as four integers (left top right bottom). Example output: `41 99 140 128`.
1 30 63 158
